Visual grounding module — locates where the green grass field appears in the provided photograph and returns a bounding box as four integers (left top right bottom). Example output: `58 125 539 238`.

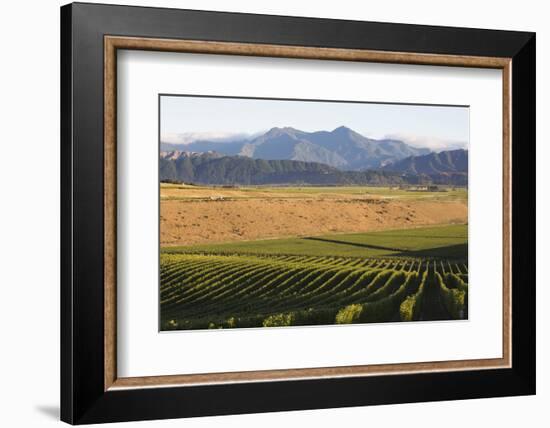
163 224 467 259
161 183 468 202
160 224 468 330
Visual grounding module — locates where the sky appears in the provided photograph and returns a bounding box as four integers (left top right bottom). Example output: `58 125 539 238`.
160 95 469 150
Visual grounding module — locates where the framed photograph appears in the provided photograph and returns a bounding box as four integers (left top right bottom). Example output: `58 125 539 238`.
61 2 535 424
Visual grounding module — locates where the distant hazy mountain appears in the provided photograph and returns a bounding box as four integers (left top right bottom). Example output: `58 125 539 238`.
161 126 430 170
159 151 464 186
382 149 468 174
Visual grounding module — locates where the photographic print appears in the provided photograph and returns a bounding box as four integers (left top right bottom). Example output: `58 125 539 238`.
159 95 469 331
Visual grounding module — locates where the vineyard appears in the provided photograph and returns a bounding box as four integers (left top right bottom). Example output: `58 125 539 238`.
160 251 468 330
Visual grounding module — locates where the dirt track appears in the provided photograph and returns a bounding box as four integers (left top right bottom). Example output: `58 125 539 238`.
160 197 467 246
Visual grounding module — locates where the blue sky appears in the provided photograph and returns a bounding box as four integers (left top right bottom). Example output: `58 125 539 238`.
160 95 469 150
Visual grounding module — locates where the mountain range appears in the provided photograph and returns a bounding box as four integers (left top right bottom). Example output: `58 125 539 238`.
161 126 431 171
160 149 468 186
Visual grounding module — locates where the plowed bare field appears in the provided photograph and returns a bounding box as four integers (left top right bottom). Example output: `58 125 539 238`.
160 184 467 246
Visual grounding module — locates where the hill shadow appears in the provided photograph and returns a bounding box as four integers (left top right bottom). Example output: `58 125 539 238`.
302 237 467 259
302 236 405 252
392 243 468 259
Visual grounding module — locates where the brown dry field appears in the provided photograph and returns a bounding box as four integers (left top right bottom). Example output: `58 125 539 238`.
160 184 468 247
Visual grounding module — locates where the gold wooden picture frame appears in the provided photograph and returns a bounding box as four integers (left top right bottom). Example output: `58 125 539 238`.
104 36 511 391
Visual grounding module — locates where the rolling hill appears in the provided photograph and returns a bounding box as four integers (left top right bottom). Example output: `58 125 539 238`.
382 149 468 175
159 150 467 186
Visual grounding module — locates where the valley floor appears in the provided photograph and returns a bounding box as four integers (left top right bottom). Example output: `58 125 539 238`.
159 185 468 331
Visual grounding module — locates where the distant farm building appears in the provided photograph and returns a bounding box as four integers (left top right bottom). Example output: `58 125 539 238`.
398 184 444 192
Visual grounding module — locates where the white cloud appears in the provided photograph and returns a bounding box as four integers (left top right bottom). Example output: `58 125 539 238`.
161 131 251 145
383 132 468 151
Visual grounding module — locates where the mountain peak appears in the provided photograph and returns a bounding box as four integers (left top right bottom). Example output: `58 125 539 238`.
267 126 297 133
332 126 355 134
263 126 304 139
333 125 350 131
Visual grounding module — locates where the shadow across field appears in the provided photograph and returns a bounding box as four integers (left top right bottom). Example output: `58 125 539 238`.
392 243 468 259
302 237 467 259
303 236 404 252
163 225 468 259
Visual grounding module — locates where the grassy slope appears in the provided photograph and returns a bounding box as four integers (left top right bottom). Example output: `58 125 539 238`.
162 224 468 259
